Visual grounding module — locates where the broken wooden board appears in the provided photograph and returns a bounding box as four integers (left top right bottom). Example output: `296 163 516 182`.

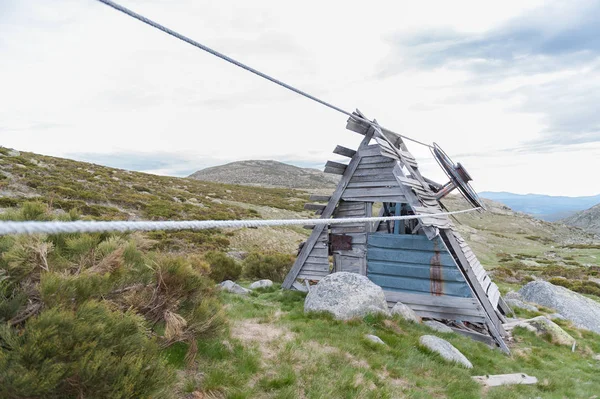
472 373 538 387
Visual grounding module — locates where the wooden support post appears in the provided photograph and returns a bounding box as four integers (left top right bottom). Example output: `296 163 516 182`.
442 231 510 353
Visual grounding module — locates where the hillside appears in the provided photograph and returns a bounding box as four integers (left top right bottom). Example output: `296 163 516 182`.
479 191 600 221
2 148 600 398
562 203 600 235
189 160 339 189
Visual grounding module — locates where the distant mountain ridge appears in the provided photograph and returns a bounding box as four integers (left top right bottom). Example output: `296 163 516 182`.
189 160 339 189
561 204 600 235
479 191 600 221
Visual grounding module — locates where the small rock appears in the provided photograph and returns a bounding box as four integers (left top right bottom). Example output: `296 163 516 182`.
304 272 390 320
593 354 600 361
249 279 273 289
7 149 20 157
390 302 420 323
211 198 223 204
419 335 472 368
506 298 538 312
219 280 251 295
424 320 454 333
521 260 540 267
365 334 386 345
226 251 248 261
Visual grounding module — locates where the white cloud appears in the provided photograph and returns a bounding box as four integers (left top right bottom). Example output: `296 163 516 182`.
0 0 598 196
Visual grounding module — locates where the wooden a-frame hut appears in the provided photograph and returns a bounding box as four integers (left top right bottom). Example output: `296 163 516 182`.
282 110 511 352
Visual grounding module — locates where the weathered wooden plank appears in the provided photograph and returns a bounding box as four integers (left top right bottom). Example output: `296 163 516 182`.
346 116 370 135
304 203 326 211
346 180 397 188
472 374 538 387
309 194 331 202
349 173 397 183
324 166 346 175
342 196 406 203
356 162 397 170
334 209 367 217
351 168 396 177
450 327 494 346
308 246 328 257
336 202 367 211
331 226 366 234
359 155 397 165
342 187 407 198
382 290 481 309
283 116 375 289
326 160 347 170
357 145 385 157
371 273 473 298
333 145 356 158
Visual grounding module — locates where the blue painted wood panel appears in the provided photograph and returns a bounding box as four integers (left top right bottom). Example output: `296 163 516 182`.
367 233 473 298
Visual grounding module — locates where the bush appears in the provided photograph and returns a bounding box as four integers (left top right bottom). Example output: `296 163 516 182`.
205 251 241 282
0 301 174 399
548 277 600 297
243 252 295 283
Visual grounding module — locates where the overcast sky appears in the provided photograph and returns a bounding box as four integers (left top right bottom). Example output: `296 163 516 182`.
1 0 599 196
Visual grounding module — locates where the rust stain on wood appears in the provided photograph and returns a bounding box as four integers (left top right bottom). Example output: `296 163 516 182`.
430 240 443 296
330 234 353 251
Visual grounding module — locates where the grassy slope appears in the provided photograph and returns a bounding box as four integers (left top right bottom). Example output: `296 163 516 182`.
3 149 600 398
189 285 600 398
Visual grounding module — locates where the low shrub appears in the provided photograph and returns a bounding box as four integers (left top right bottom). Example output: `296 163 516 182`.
243 252 295 283
0 301 174 399
548 277 600 297
205 251 241 282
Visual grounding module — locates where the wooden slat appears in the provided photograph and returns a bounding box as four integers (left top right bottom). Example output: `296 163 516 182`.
324 166 346 175
356 162 397 170
309 194 331 202
346 180 398 188
333 145 356 158
304 203 326 211
342 187 407 198
326 160 347 170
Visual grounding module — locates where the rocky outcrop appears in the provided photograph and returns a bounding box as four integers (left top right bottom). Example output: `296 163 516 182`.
390 302 420 323
519 281 600 334
304 272 390 320
419 335 472 368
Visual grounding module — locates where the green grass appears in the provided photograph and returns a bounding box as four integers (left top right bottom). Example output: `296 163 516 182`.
188 287 600 398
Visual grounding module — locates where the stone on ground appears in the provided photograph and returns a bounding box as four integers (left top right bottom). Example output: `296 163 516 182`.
304 272 390 320
419 335 472 368
220 280 251 295
249 279 273 289
504 291 523 301
505 298 538 312
519 316 576 346
519 281 600 333
365 334 386 345
424 320 454 333
390 302 420 323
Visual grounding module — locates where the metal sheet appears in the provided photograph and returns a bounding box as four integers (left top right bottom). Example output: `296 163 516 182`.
367 233 473 298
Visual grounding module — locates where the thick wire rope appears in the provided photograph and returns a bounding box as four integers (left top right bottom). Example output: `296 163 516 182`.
0 208 478 236
94 0 433 149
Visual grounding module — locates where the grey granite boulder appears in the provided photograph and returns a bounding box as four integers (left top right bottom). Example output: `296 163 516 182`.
424 320 454 333
219 280 251 295
390 302 420 323
249 279 273 289
419 335 472 368
519 281 600 333
304 272 390 320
